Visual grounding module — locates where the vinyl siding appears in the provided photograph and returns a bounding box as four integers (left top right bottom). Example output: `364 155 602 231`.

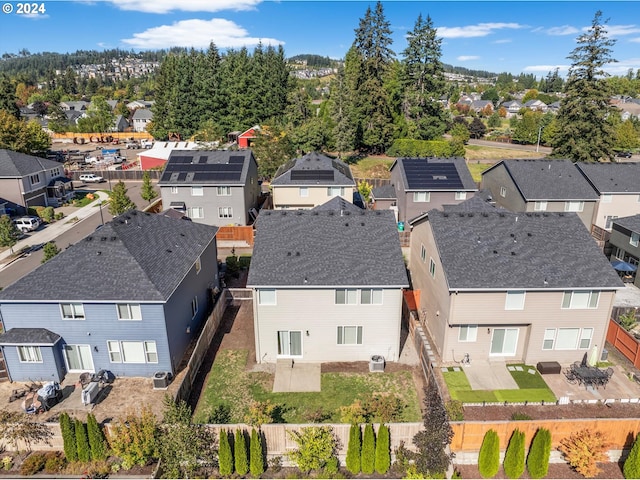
253 288 403 363
272 186 355 210
1 345 63 382
481 164 527 213
522 200 596 230
593 194 640 230
0 178 27 208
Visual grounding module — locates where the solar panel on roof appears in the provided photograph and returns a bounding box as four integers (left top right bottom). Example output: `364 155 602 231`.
199 156 208 164
290 170 334 181
229 155 245 164
403 159 463 189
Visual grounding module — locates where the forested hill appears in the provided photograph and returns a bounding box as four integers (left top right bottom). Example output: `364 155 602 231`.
442 63 498 80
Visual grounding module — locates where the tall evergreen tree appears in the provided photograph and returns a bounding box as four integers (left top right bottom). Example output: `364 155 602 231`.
75 419 90 462
141 171 158 204
108 181 136 216
552 10 617 162
59 413 77 462
218 430 234 476
0 74 19 118
345 423 361 474
86 413 107 461
249 429 265 476
361 423 376 474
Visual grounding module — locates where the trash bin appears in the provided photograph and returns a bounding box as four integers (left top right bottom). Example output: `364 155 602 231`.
397 222 405 232
600 349 609 362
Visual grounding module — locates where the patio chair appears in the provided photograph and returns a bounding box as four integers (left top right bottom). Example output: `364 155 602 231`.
564 368 578 385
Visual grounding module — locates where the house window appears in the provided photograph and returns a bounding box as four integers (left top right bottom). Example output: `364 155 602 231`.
144 341 158 363
615 247 626 260
500 186 507 197
195 256 201 274
170 186 178 194
335 289 357 305
119 341 158 363
217 186 231 196
258 289 276 305
191 186 203 196
17 346 42 363
631 233 640 248
601 194 612 203
564 201 584 212
107 341 121 363
505 291 525 310
327 187 344 197
459 325 477 342
361 289 383 305
29 174 40 185
579 328 593 349
218 207 233 218
562 291 599 309
300 187 309 197
188 207 204 219
455 192 467 200
413 192 430 203
61 303 85 320
191 296 198 318
429 258 436 278
490 328 518 355
556 328 580 349
534 201 547 212
605 216 618 229
542 329 555 350
337 326 363 345
420 244 426 262
117 303 142 320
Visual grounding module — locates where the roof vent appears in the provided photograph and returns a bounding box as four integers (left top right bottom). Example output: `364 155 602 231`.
493 250 498 254
527 232 532 237
295 252 300 256
499 213 505 217
345 222 349 226
97 251 101 255
311 211 319 215
511 251 517 255
281 211 287 216
287 252 291 256
110 236 117 241
482 213 489 217
296 211 303 215
86 237 93 242
361 222 365 226
100 237 107 241
166 249 172 253
180 233 185 237
328 211 334 216
510 233 515 238
344 211 350 215
375 211 381 215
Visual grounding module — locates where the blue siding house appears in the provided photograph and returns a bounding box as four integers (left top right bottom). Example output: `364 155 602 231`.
0 210 219 382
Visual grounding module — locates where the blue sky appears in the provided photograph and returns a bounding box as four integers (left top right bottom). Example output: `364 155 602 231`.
1 1 640 76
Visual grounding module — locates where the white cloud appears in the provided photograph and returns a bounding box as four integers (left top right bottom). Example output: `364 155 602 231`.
22 13 50 20
603 58 640 75
457 55 480 61
631 37 640 43
546 25 579 36
603 25 640 37
523 64 570 73
121 18 284 49
437 22 523 39
492 39 512 44
107 0 261 14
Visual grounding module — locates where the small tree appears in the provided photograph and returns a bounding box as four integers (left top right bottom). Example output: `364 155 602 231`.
0 411 52 453
345 424 361 474
59 413 77 462
469 117 487 139
86 413 107 461
235 429 249 476
526 428 551 479
361 423 376 474
250 428 265 477
478 429 500 478
287 426 339 473
42 242 61 263
357 180 373 203
624 433 640 479
245 400 275 428
375 424 391 474
218 430 234 476
503 429 525 479
0 215 20 254
559 429 609 478
108 180 136 216
140 170 158 204
74 419 90 462
106 407 159 469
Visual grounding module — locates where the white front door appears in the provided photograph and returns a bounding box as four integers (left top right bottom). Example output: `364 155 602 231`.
277 331 302 357
64 344 94 372
490 328 518 356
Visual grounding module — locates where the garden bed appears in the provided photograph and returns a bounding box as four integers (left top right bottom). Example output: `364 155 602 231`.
455 462 623 479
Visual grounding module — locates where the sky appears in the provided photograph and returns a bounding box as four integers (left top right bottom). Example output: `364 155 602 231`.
1 0 640 76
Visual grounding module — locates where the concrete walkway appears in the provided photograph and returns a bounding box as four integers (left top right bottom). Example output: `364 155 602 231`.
462 360 519 390
0 191 108 271
272 359 321 392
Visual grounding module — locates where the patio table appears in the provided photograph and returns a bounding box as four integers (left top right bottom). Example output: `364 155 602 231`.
571 365 610 389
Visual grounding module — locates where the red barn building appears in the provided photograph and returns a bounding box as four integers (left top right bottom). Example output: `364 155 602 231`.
238 126 260 149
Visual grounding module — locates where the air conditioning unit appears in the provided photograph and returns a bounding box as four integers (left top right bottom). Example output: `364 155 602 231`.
153 371 170 390
369 355 385 372
81 381 100 406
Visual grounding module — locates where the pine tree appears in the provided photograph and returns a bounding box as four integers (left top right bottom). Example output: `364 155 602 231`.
375 424 391 474
0 214 20 254
552 11 617 162
250 429 265 476
478 429 500 478
526 428 551 479
59 413 77 462
624 433 640 479
140 171 157 203
503 429 525 479
108 180 136 216
235 429 249 475
75 419 90 462
86 413 107 461
361 423 376 474
218 430 234 476
345 423 361 474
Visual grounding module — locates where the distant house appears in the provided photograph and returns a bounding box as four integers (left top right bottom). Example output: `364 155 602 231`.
408 210 622 364
501 100 522 117
271 152 357 210
371 184 397 213
0 210 219 381
138 141 200 171
0 149 73 210
132 109 153 133
470 100 494 114
481 159 599 229
548 101 561 113
60 101 88 111
158 149 260 227
247 208 409 363
617 102 640 121
112 115 129 133
389 157 478 223
609 215 640 288
127 100 154 110
238 126 260 149
523 99 548 112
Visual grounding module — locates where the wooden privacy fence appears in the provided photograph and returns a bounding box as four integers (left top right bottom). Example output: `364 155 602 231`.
607 318 640 369
217 225 255 246
52 132 152 141
71 169 161 181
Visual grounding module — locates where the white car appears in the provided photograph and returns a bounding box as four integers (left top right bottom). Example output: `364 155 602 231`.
13 216 41 232
140 139 154 149
79 174 105 183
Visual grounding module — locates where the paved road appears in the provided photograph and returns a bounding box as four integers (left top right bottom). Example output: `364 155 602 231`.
467 139 552 154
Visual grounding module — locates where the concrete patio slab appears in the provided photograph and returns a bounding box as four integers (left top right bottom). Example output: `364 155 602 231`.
273 360 321 392
463 361 518 390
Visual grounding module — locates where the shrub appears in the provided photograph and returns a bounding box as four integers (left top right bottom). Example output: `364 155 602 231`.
19 452 46 475
325 456 339 475
361 423 376 474
526 428 551 479
245 400 275 427
43 451 66 474
106 407 159 469
624 433 640 479
445 400 464 421
304 408 331 423
339 400 368 424
87 413 107 461
503 429 525 479
268 455 283 473
226 256 239 277
368 394 404 423
218 429 233 476
75 419 90 462
510 412 532 421
287 426 338 473
250 429 265 477
235 429 249 475
1 456 12 470
345 424 361 474
238 254 251 269
208 403 232 424
478 429 500 478
59 412 77 462
375 424 391 474
387 139 458 157
54 212 65 221
559 429 609 478
42 206 55 222
619 310 638 331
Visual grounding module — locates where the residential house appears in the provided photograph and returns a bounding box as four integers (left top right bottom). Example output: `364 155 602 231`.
576 163 640 233
371 185 397 214
112 115 129 133
523 99 548 112
60 101 88 111
470 100 494 115
501 100 522 117
0 210 219 381
270 152 356 210
0 149 73 210
138 141 199 170
158 149 260 227
481 159 599 228
132 108 153 133
617 102 640 121
548 101 561 114
609 215 640 288
127 100 154 110
247 208 409 363
408 210 622 364
389 157 478 223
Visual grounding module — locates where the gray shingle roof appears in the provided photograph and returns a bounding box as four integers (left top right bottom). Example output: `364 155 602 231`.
483 159 599 200
0 328 61 346
312 196 362 213
371 185 396 200
425 210 622 290
247 209 408 287
443 192 498 213
576 162 640 194
0 150 63 178
158 150 256 186
390 157 477 191
132 108 153 120
0 210 217 302
271 152 355 186
612 214 640 234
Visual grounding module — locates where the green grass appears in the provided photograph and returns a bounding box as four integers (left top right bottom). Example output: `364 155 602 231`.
466 162 492 183
72 192 97 207
193 349 422 424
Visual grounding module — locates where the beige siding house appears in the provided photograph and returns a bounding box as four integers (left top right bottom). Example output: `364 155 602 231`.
247 206 409 364
408 210 622 365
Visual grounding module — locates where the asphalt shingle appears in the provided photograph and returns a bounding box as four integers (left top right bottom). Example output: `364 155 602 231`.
271 152 355 186
0 150 63 178
613 214 640 235
391 157 477 191
0 328 61 345
158 149 255 186
576 162 640 194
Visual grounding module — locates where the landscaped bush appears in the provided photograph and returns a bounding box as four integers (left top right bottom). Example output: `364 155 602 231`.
478 429 500 478
245 400 276 427
19 452 46 475
375 424 391 474
226 256 239 277
106 407 159 469
54 212 65 221
43 451 67 474
287 426 338 473
218 430 233 476
41 206 55 222
1 456 12 470
87 413 107 461
510 412 532 421
75 419 90 462
559 429 609 478
59 412 77 462
361 423 376 474
368 394 404 423
325 456 339 475
340 400 368 424
386 139 459 158
526 428 551 479
234 429 249 475
346 424 361 474
624 433 640 479
445 400 464 421
503 429 525 479
250 429 265 476
208 403 232 424
238 254 251 269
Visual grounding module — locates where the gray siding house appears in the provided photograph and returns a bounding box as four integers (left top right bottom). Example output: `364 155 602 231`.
247 206 409 364
609 215 640 288
389 157 478 223
481 159 599 229
158 150 260 227
0 210 219 382
409 210 622 365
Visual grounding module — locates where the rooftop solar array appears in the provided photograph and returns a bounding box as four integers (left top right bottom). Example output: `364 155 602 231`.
160 158 244 183
331 160 354 180
403 159 463 190
290 170 335 181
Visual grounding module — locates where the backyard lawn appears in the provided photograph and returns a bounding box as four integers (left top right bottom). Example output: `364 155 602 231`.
442 364 556 404
193 349 422 424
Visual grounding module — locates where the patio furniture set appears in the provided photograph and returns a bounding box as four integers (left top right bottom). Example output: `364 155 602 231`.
564 362 613 389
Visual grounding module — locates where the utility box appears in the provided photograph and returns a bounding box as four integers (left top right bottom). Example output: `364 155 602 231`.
81 381 100 406
601 349 609 361
369 355 385 372
153 371 170 389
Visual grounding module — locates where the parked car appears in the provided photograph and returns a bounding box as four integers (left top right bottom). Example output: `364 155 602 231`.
13 216 41 233
616 151 633 158
79 174 105 183
141 139 154 149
